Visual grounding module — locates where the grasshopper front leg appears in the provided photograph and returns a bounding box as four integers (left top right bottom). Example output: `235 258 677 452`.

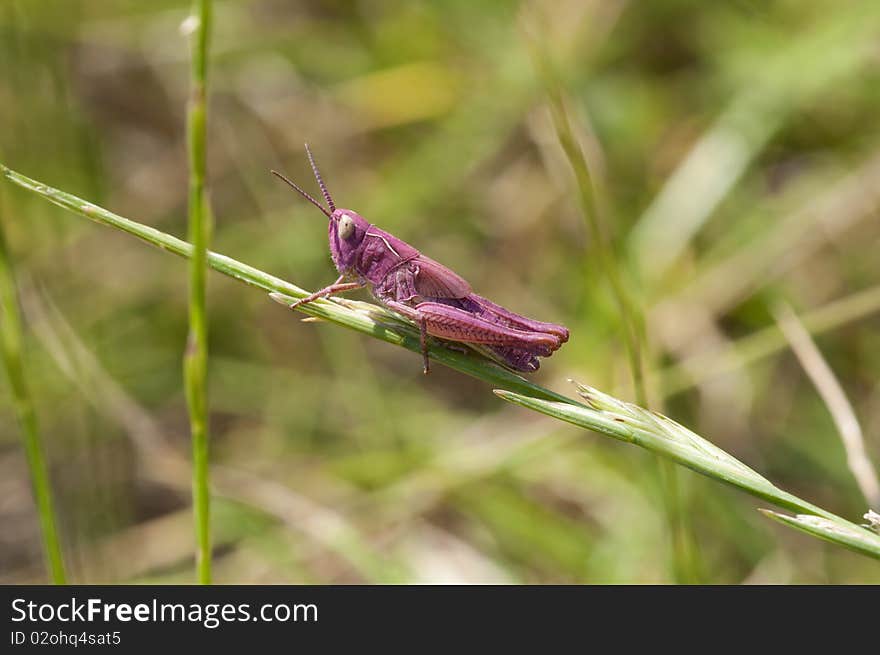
285 274 365 310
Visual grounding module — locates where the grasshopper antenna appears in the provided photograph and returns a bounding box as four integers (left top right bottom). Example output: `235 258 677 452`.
270 169 332 219
305 143 336 213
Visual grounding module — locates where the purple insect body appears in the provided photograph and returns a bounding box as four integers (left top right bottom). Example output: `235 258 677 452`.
271 145 569 374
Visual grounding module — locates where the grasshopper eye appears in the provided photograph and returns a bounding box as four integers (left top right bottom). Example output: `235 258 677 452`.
337 214 356 240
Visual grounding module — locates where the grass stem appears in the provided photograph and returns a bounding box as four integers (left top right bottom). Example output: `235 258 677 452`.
0 203 67 583
185 0 213 585
774 303 880 508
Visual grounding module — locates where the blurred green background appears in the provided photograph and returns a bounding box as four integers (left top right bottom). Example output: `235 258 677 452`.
2 0 880 583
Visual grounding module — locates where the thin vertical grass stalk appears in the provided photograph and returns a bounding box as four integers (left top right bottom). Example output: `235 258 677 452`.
185 0 213 585
0 209 67 583
3 165 879 561
545 91 646 402
774 303 880 508
534 49 700 581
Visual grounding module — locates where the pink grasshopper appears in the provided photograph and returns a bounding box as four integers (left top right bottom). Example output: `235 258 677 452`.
271 146 569 374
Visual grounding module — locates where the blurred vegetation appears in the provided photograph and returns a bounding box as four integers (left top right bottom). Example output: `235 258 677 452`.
2 0 880 583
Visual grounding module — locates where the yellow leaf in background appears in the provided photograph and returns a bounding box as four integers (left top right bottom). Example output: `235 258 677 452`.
335 62 460 129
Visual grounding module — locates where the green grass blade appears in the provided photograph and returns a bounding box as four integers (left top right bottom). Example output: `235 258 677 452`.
0 209 67 583
760 511 880 561
494 384 880 560
185 0 213 585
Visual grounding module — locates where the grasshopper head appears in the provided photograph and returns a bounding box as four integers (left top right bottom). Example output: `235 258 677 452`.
328 208 369 273
271 144 370 274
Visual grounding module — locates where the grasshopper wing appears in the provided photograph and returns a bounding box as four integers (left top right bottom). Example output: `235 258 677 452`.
415 256 472 299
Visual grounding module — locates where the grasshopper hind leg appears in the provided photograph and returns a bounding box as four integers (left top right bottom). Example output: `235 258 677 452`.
418 315 430 375
384 299 559 374
383 300 433 374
